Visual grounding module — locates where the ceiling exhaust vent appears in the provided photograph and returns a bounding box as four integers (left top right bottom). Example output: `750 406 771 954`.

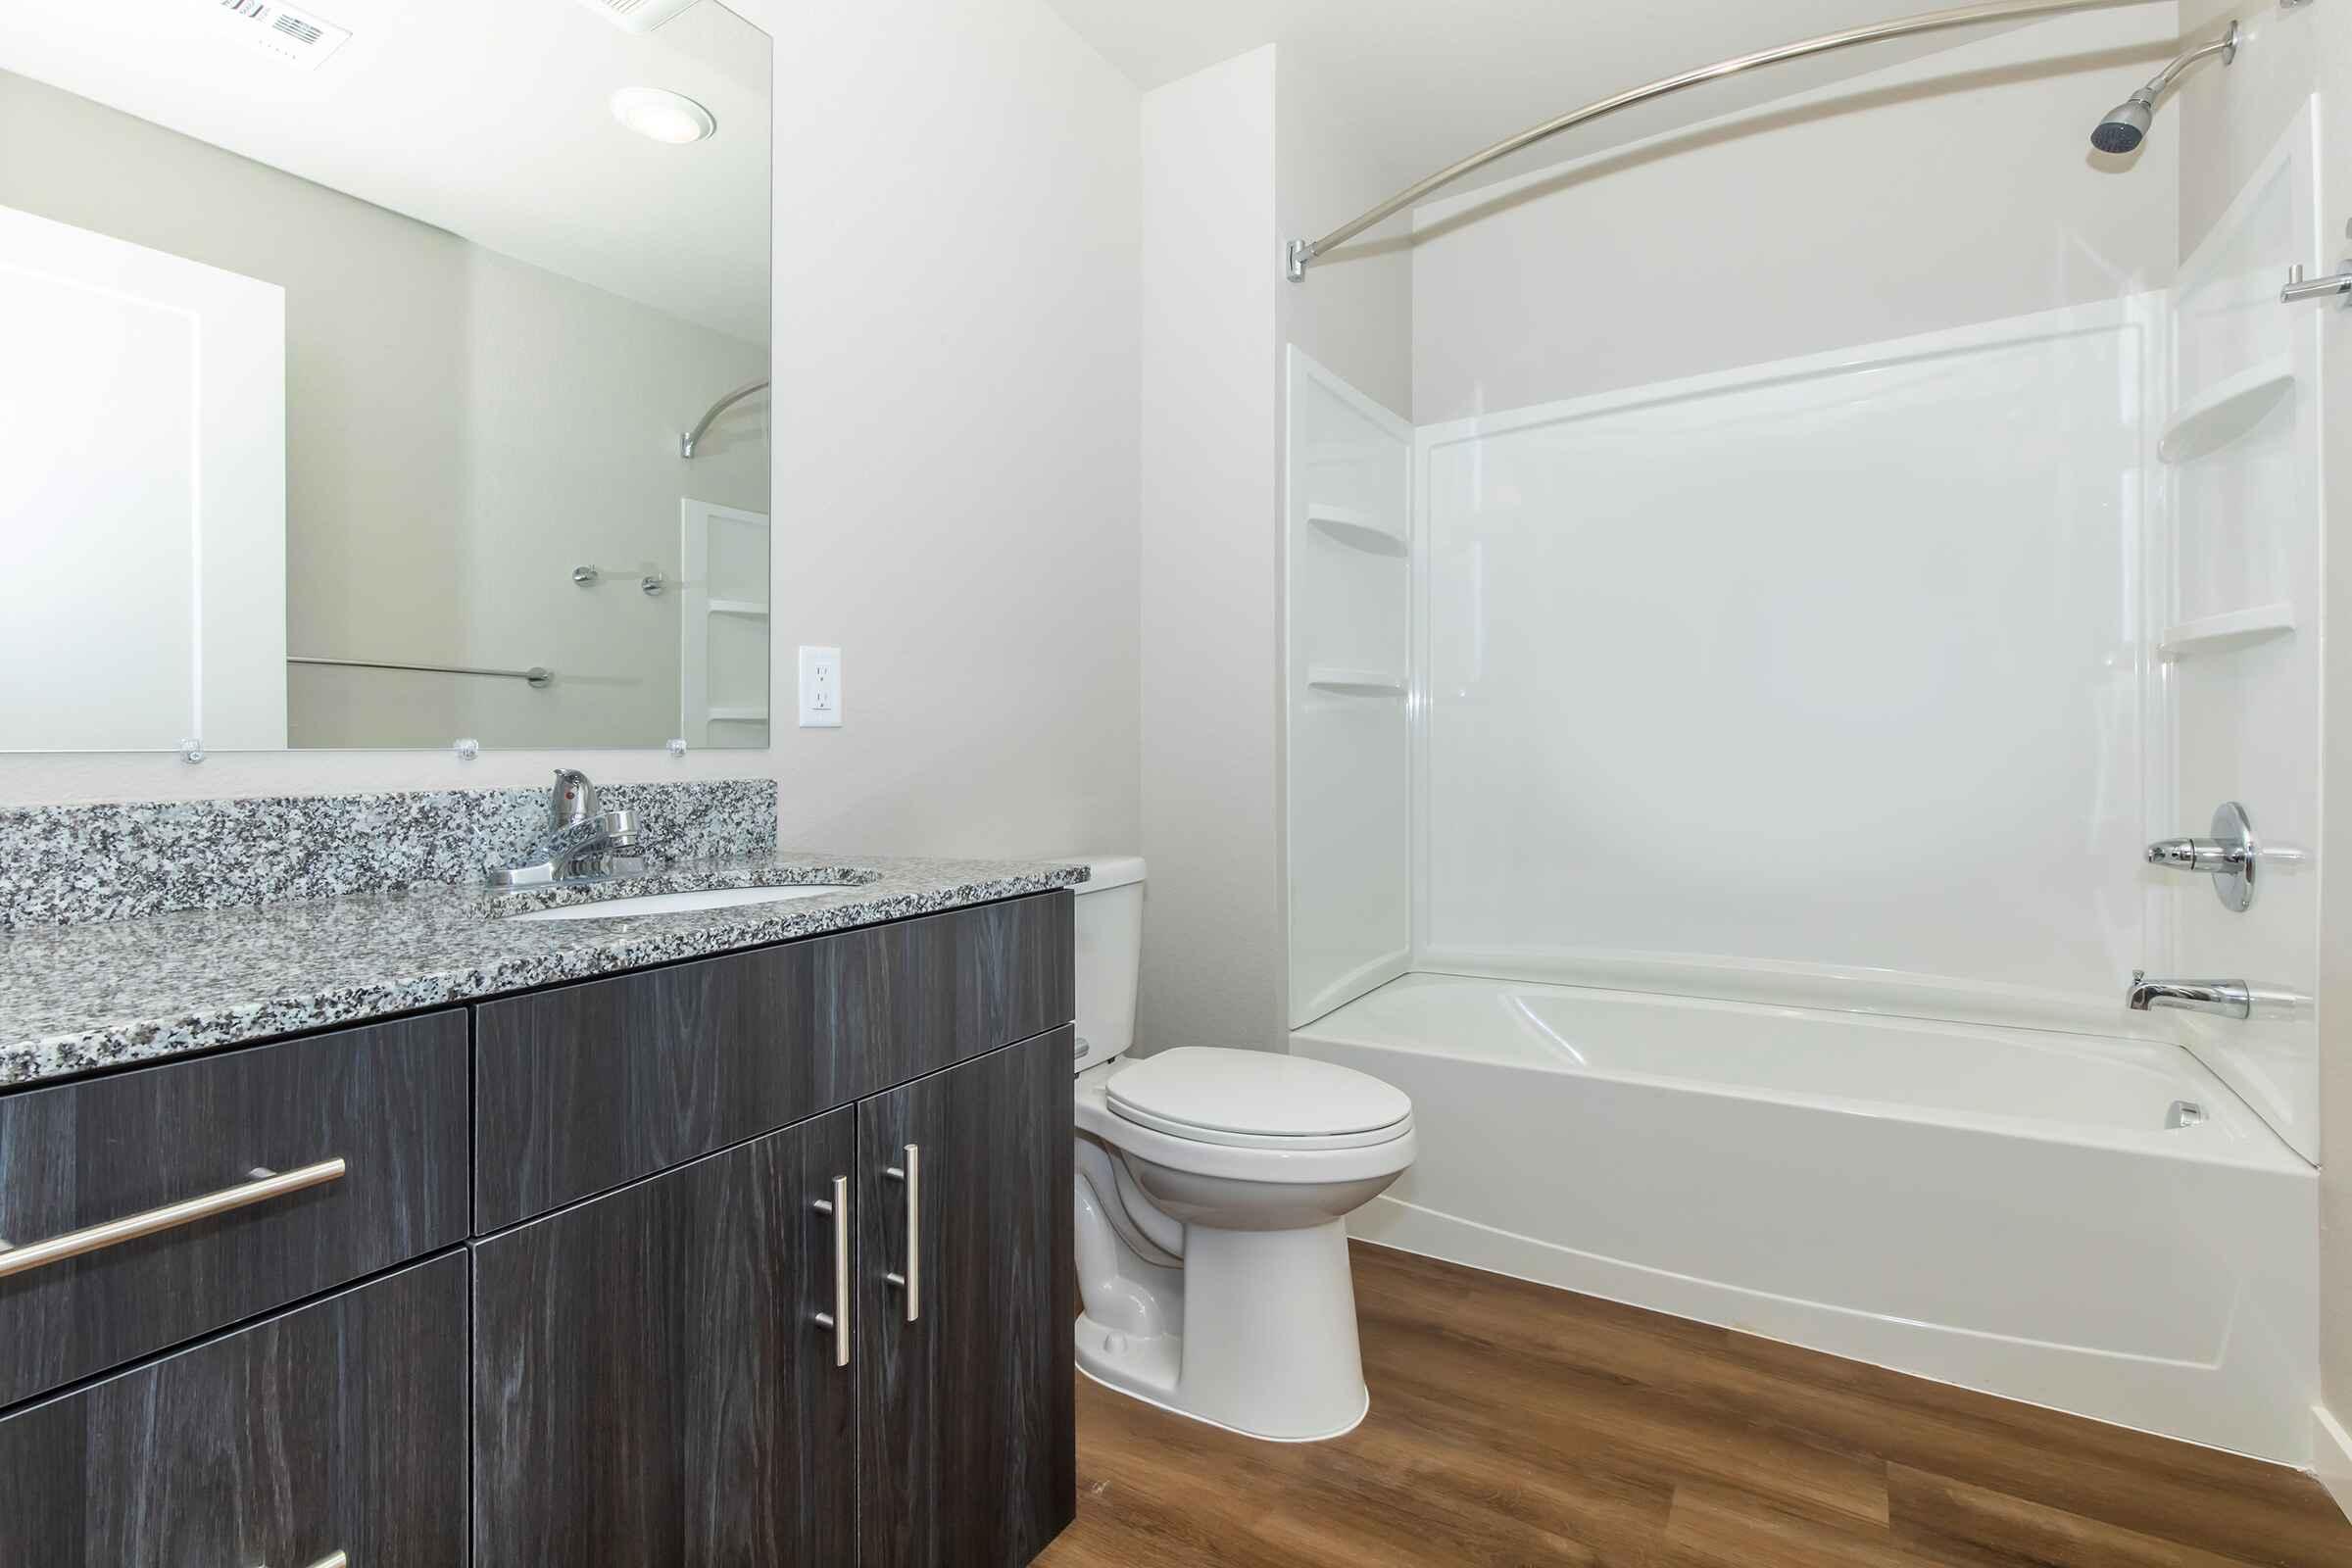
212 0 351 70
566 0 701 34
567 0 703 34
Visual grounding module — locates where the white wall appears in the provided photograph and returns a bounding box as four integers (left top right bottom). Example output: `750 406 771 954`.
771 0 1141 857
1133 40 1417 1058
0 0 1145 871
1139 48 1285 1056
1409 8 2183 423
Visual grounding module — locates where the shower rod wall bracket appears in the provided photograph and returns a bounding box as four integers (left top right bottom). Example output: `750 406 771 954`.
1285 0 2223 280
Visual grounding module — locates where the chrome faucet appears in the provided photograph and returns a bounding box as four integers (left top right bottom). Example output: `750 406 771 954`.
486 768 646 890
2127 970 2251 1020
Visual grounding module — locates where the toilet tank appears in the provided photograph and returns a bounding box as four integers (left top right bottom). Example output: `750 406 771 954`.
1061 856 1145 1075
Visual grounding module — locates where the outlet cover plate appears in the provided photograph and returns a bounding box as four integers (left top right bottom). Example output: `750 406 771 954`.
798 646 842 728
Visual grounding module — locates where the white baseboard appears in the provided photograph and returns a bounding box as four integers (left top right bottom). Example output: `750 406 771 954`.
2315 1405 2352 1523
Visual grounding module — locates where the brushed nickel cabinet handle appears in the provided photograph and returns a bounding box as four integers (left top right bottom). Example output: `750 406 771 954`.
0 1158 347 1281
253 1549 348 1568
810 1176 849 1367
884 1144 919 1323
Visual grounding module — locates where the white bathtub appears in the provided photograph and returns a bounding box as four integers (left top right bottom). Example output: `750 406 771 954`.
1291 973 2318 1462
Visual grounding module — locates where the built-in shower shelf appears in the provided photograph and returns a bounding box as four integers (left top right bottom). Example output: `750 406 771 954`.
2157 603 2297 660
706 599 768 616
1306 503 1407 558
1306 666 1406 695
2158 357 2294 465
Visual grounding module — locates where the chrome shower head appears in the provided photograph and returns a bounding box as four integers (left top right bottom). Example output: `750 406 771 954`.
2090 92 2156 154
2089 20 2237 158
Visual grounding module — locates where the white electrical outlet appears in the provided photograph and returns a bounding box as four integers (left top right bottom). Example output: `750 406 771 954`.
798 646 842 727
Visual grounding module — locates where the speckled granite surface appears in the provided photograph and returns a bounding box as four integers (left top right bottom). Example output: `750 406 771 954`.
0 778 777 930
0 852 1088 1088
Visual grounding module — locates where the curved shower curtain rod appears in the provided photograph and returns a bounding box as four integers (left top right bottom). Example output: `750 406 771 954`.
680 378 770 459
1286 0 2168 280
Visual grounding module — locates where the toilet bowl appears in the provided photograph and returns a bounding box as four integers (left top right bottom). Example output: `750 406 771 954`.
1056 856 1416 1442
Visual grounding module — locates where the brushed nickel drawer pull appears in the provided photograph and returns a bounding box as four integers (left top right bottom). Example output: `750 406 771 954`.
0 1158 347 1281
884 1144 919 1323
254 1550 348 1568
811 1176 849 1367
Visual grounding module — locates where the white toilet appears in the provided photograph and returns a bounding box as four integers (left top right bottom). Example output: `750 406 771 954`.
1061 856 1416 1442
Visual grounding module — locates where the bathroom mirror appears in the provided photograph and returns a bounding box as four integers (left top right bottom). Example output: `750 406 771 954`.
0 0 771 753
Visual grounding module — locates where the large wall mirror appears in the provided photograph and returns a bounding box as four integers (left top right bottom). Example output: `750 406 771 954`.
0 0 771 752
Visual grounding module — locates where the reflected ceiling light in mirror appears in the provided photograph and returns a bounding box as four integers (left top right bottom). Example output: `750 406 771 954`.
610 87 716 144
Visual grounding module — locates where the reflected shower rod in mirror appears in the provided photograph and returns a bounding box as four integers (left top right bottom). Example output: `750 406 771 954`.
1286 0 2213 280
680 378 769 459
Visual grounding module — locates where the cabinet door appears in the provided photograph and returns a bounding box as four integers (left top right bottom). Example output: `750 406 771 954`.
0 1252 468 1567
473 1108 858 1566
858 1027 1075 1566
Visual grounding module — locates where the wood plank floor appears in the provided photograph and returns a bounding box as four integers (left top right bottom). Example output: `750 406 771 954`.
1037 1243 2352 1568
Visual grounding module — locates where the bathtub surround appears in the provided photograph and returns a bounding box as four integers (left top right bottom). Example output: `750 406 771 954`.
2169 0 2352 1494
0 845 1086 1086
0 779 777 930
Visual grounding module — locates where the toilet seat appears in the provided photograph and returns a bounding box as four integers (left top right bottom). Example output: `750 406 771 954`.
1104 1048 1413 1151
1077 1060 1415 1186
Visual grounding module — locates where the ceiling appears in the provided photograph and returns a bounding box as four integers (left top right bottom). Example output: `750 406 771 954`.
0 0 770 343
1045 0 2167 201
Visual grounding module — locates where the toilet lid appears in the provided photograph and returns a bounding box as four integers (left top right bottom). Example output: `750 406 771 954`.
1105 1048 1412 1150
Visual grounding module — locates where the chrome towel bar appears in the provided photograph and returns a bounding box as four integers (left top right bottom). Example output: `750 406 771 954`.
290 655 552 688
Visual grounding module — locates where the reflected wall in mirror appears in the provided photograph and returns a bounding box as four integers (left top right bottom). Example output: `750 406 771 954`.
0 0 771 752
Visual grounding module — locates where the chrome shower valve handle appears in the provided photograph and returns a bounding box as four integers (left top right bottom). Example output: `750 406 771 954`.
2144 802 2260 912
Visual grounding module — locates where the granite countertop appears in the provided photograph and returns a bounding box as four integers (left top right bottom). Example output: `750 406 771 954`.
0 853 1088 1089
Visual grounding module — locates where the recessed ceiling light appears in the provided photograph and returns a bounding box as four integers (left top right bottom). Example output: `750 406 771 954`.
610 87 716 145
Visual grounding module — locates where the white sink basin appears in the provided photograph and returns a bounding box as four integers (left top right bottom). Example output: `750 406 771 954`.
508 884 859 923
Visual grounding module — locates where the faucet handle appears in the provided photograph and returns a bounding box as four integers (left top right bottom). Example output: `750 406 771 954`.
551 767 597 829
2144 802 2258 912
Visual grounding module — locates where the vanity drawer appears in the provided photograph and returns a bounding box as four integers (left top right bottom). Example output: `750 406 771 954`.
474 890 1073 1230
0 1251 469 1566
0 1010 468 1408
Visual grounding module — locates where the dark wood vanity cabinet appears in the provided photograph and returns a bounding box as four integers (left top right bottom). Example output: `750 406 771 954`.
0 890 1076 1566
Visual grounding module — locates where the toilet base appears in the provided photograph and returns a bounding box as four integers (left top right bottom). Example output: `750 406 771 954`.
1074 1217 1372 1443
1075 1330 1369 1444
